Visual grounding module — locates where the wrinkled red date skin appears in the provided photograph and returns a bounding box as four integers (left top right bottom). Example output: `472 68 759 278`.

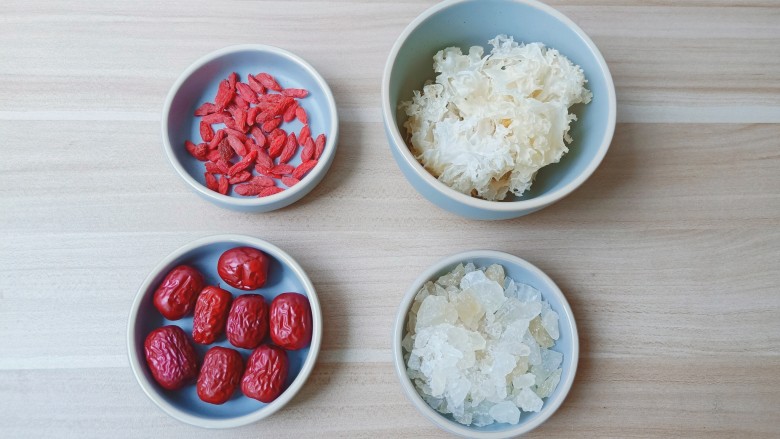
197 346 244 405
270 292 313 350
226 294 268 349
192 285 233 344
144 326 198 390
241 345 289 403
217 247 269 290
153 265 205 320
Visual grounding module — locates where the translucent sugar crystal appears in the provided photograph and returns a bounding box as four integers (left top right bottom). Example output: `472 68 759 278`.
484 264 505 286
540 301 560 340
415 295 458 330
529 316 555 348
489 401 521 424
403 263 563 426
515 387 543 412
535 368 562 398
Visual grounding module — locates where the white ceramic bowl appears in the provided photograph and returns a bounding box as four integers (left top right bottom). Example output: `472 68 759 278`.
382 0 616 220
162 45 338 212
127 234 322 428
393 250 579 437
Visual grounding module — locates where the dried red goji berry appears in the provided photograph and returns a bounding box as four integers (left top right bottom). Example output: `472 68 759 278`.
281 88 309 98
228 150 257 176
200 121 215 142
272 163 295 175
227 135 248 157
235 108 247 133
249 175 275 187
215 80 234 111
261 118 281 133
279 133 298 164
298 125 311 145
255 148 274 170
224 128 247 142
295 107 308 124
301 138 315 162
228 72 238 91
268 132 287 158
282 102 298 123
205 172 219 191
228 171 252 184
259 186 284 197
205 161 224 175
292 160 318 180
233 95 249 110
207 150 221 162
250 126 266 148
314 134 326 159
281 176 299 187
185 140 208 161
201 111 230 125
247 74 266 95
219 140 235 162
247 107 260 127
255 73 282 92
234 184 263 196
207 129 226 150
215 159 231 175
195 102 217 116
218 175 229 195
236 82 259 104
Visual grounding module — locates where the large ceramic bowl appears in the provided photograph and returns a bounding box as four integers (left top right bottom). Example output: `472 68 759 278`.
127 234 322 428
382 0 616 220
162 45 338 212
393 250 578 437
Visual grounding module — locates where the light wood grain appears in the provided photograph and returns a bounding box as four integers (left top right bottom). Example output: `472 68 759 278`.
1 0 779 437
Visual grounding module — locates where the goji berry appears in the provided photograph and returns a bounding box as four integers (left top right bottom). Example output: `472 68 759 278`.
295 107 308 124
227 135 248 157
215 80 234 111
205 172 219 191
200 121 215 142
279 133 298 164
281 176 299 187
259 186 284 197
255 73 282 92
281 88 308 98
262 117 282 133
228 171 252 184
228 150 257 176
282 102 298 123
236 82 259 104
314 134 326 159
292 160 318 180
228 72 238 91
185 140 209 161
218 175 229 195
247 107 260 127
235 108 247 133
247 74 266 95
195 102 217 116
272 163 295 175
301 138 315 162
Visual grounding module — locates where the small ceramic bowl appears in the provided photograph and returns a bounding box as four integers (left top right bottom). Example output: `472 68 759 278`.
127 234 322 428
392 250 578 438
162 45 338 212
382 0 616 220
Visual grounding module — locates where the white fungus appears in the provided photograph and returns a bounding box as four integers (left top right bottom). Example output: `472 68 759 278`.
400 35 592 201
403 263 562 426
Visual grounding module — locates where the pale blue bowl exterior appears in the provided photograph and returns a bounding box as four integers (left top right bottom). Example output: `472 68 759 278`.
127 235 322 428
393 250 578 438
382 0 616 220
162 46 338 212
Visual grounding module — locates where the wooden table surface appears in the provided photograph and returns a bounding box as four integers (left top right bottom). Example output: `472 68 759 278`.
1 1 778 437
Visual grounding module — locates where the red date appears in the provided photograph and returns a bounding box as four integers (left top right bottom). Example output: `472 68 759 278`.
217 247 269 290
270 292 312 350
153 265 205 320
192 285 233 344
226 294 268 349
241 345 288 403
144 326 198 390
197 347 244 405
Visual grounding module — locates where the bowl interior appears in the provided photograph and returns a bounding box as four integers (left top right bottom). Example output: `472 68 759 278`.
397 254 577 435
166 47 334 195
388 0 612 202
131 239 316 421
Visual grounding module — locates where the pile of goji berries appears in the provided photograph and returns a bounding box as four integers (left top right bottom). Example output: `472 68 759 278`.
184 72 326 198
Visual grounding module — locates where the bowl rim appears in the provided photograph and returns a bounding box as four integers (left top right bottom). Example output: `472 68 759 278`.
161 44 339 208
126 234 323 429
392 250 579 438
381 0 617 213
